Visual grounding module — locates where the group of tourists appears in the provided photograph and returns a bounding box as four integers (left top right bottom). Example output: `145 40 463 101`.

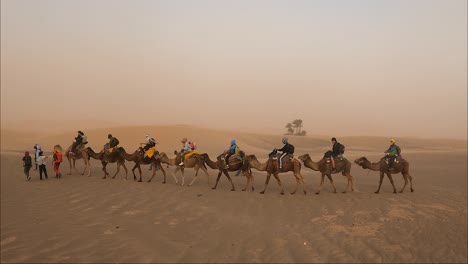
22 130 402 181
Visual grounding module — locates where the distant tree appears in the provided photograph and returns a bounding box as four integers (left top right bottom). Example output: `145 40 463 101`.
285 123 293 135
285 119 306 136
292 119 303 134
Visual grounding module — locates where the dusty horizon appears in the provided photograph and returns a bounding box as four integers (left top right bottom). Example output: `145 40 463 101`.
1 0 467 139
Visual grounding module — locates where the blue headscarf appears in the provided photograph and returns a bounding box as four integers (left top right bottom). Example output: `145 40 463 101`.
231 139 236 145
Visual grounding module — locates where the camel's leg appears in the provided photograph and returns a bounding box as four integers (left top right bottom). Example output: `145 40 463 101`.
102 162 108 179
112 163 121 179
223 170 235 191
137 164 143 182
316 174 326 195
67 157 72 175
399 173 408 193
251 173 255 192
326 174 337 193
73 159 80 174
180 168 185 186
291 175 299 195
346 175 354 192
375 172 385 193
171 167 179 185
148 163 157 182
85 158 91 177
260 173 272 194
159 164 167 184
273 173 284 195
122 163 128 180
387 173 397 193
407 173 414 192
203 167 210 186
242 171 250 191
298 173 306 195
131 164 138 181
80 159 86 175
188 172 198 187
212 171 222 190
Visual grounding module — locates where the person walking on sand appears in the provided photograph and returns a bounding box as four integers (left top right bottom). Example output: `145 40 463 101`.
36 151 49 180
52 145 63 179
33 144 41 171
22 151 32 181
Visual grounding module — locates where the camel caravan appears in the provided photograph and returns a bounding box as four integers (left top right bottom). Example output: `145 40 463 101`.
56 131 414 195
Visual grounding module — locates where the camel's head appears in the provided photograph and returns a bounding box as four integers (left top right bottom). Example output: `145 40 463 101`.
354 157 369 167
297 154 310 162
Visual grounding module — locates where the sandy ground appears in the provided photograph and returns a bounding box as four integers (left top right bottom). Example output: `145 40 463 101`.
1 126 467 263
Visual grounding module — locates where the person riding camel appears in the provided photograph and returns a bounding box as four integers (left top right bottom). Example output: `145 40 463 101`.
276 137 295 169
179 138 194 166
224 139 240 169
329 137 345 173
384 139 401 171
104 134 120 153
70 131 87 155
142 134 156 151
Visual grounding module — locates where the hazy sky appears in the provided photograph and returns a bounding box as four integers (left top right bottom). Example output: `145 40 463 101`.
1 0 467 138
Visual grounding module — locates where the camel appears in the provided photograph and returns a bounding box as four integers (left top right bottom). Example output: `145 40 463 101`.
156 151 210 186
85 147 128 180
122 148 167 183
354 156 414 194
64 143 91 176
203 152 249 191
298 154 354 194
243 153 306 195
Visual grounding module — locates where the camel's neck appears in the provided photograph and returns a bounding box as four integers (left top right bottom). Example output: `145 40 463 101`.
363 159 380 171
87 148 103 159
123 151 137 161
160 156 177 166
304 158 321 171
204 155 218 170
249 159 268 171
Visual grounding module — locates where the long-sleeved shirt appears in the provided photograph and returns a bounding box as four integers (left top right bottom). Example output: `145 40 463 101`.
332 142 343 156
37 155 48 166
228 144 239 154
385 144 399 155
34 145 41 159
183 142 193 152
278 143 294 154
146 136 156 146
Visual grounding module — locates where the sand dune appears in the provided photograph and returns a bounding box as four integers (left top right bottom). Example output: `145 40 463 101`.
1 126 467 263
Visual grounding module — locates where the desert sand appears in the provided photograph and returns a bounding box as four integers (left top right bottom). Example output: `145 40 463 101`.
1 125 467 263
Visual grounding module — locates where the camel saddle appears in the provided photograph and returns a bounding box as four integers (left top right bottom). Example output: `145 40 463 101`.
325 156 346 163
272 153 293 161
145 147 156 158
226 153 243 163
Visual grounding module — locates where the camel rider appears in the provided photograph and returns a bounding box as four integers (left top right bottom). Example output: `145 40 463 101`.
276 137 295 169
224 139 240 169
385 139 401 170
70 131 87 155
105 134 120 153
179 138 193 166
143 134 156 151
330 137 345 173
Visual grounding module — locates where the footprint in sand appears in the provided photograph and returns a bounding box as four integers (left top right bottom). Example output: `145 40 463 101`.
0 237 16 246
123 210 146 216
168 219 179 227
